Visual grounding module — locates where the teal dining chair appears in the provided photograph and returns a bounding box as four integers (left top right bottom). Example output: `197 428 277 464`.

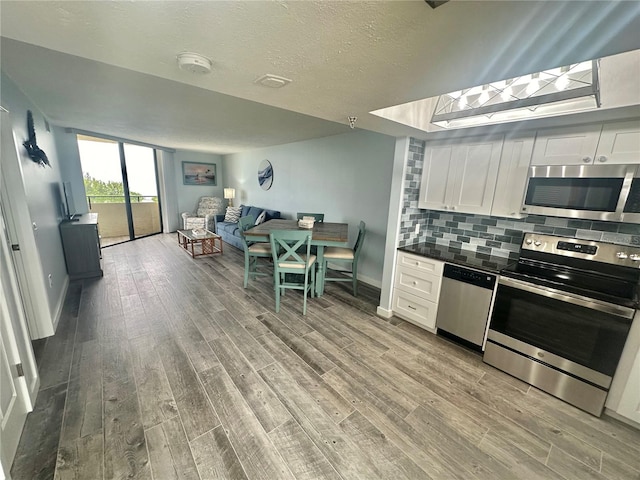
239 215 272 288
322 220 366 296
296 212 324 223
269 230 316 315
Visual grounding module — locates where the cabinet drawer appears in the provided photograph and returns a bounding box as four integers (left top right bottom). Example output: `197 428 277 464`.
397 251 444 276
394 265 442 302
392 289 438 331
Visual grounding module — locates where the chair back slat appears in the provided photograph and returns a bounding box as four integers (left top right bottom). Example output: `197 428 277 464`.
270 230 312 267
238 215 255 249
353 221 366 258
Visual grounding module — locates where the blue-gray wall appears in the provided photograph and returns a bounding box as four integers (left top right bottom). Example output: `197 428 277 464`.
223 129 396 287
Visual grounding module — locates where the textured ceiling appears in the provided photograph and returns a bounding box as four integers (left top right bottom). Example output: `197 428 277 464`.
1 1 639 153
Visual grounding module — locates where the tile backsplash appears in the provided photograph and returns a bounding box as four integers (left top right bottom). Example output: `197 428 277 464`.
398 138 640 257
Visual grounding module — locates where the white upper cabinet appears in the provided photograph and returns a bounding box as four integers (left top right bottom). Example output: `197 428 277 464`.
531 124 602 165
596 120 640 165
418 144 456 211
419 137 503 215
531 120 640 166
450 139 503 215
491 136 535 219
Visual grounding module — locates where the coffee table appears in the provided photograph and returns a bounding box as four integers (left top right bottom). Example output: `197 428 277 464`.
177 229 223 258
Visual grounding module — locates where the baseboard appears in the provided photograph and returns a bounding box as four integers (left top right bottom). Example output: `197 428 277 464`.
51 275 70 332
376 306 393 319
603 408 640 431
325 264 381 289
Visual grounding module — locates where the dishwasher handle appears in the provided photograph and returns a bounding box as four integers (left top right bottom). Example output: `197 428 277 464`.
443 263 496 290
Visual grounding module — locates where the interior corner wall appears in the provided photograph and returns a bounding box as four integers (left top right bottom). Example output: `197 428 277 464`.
173 150 224 226
222 129 396 286
54 125 89 214
0 72 68 325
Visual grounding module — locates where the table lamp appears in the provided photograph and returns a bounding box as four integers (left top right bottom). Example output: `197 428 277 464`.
224 188 236 207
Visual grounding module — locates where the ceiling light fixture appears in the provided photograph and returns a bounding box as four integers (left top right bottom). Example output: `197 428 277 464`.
430 60 600 128
177 52 212 74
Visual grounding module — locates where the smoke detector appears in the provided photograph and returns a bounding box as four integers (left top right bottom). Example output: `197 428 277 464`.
255 74 292 88
177 52 212 74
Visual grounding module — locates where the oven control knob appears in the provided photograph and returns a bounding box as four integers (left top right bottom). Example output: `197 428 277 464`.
525 239 533 245
616 252 628 259
534 241 542 246
629 254 640 262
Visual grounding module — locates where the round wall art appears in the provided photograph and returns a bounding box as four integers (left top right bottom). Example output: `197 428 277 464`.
258 159 273 190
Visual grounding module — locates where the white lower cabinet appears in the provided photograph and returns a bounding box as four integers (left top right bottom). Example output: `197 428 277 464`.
392 251 444 332
606 310 640 426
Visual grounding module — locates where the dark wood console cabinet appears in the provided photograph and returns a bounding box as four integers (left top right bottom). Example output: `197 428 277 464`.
59 213 103 280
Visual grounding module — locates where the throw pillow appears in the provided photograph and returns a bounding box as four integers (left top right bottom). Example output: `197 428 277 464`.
255 210 267 225
224 206 242 223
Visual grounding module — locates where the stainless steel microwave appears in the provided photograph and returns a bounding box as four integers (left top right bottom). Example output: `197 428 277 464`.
521 164 640 223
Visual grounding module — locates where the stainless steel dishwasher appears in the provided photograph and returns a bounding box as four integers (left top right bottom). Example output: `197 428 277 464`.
435 263 497 350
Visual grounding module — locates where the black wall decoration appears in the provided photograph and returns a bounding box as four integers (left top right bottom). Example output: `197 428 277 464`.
23 110 51 167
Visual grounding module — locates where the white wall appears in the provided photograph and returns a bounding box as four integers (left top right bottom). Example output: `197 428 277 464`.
223 129 395 286
174 150 224 220
1 73 68 328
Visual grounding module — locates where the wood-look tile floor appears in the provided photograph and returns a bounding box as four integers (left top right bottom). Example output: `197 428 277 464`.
11 233 640 480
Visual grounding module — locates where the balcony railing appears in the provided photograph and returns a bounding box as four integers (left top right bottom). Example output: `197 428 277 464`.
86 194 156 208
87 195 160 246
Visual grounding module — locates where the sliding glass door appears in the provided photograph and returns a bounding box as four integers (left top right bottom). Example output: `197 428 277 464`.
77 135 162 247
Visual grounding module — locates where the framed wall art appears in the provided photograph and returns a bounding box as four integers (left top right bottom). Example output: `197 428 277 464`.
258 159 273 190
182 162 217 186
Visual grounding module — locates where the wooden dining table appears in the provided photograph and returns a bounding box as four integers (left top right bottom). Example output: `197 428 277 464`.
243 219 349 296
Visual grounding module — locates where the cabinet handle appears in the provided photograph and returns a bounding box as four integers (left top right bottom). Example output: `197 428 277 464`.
597 155 607 163
582 156 592 163
443 206 448 210
412 281 418 286
451 206 456 211
407 305 417 310
415 262 420 266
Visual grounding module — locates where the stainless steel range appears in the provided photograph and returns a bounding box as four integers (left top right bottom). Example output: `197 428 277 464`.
484 233 640 416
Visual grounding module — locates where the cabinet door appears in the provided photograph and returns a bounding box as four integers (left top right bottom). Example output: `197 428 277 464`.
616 347 640 424
396 251 444 276
491 136 535 218
418 144 456 211
531 124 601 165
449 138 503 215
60 223 102 279
596 120 640 165
392 289 438 332
394 265 442 303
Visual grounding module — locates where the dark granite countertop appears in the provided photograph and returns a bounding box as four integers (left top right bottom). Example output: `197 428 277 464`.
399 242 517 274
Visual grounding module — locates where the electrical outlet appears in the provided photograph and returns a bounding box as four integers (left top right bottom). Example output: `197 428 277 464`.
414 224 420 235
48 274 53 288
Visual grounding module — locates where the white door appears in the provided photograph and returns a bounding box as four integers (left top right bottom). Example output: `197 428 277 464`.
0 110 54 339
0 191 39 475
530 124 602 165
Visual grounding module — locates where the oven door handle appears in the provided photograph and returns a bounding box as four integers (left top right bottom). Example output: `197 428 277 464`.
498 276 636 320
